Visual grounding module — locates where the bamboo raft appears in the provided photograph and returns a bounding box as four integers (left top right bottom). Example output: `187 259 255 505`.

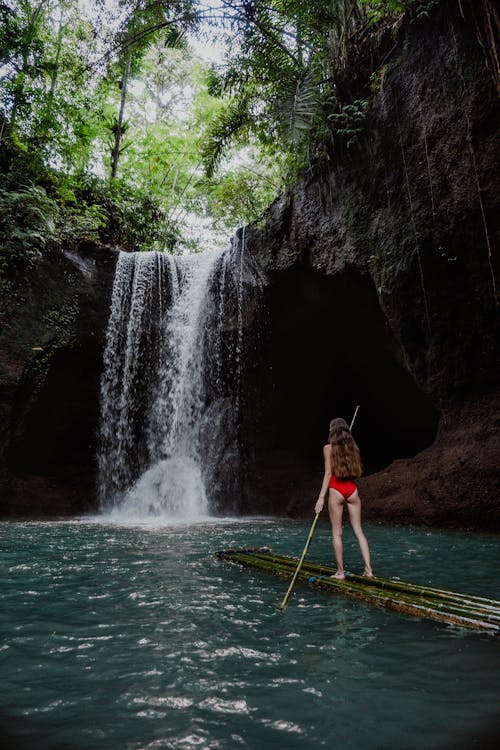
216 548 500 634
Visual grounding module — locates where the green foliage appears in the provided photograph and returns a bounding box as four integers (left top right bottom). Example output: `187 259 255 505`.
327 99 368 147
360 0 404 24
0 130 183 269
360 0 440 24
0 182 58 270
410 0 441 20
275 67 322 145
42 297 79 347
201 95 252 178
112 0 196 64
198 154 283 231
90 178 176 251
0 0 426 265
52 173 180 252
200 0 444 178
199 1 377 179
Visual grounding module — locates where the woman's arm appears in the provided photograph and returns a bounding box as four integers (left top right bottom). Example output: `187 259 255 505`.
314 445 332 514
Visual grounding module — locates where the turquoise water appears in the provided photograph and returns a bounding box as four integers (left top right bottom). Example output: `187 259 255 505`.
1 519 499 750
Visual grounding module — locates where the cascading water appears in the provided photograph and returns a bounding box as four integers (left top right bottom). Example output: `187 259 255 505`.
98 235 261 521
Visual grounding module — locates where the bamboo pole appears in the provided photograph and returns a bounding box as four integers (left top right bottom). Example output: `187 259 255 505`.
277 513 320 610
278 406 360 611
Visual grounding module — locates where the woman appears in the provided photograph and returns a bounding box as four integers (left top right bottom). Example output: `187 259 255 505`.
314 418 373 579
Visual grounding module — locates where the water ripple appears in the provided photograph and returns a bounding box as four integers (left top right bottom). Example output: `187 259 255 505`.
0 519 498 750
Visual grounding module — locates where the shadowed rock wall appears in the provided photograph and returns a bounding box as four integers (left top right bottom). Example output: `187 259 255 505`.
0 243 117 514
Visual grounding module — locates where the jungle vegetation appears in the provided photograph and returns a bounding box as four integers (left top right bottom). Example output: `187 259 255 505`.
0 0 424 264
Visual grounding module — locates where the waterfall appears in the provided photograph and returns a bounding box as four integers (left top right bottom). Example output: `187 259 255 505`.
98 237 261 521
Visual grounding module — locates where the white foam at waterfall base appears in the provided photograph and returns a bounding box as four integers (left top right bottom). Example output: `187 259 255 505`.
108 456 208 522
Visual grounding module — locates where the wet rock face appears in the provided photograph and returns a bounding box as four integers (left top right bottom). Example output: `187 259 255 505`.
0 243 118 515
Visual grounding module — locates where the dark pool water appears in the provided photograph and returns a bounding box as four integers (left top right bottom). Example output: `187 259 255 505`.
1 519 499 749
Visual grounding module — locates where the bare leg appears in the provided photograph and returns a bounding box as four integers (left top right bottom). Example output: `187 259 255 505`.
328 489 345 578
346 490 373 576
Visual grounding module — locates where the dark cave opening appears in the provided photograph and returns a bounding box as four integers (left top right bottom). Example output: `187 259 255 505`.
245 268 439 511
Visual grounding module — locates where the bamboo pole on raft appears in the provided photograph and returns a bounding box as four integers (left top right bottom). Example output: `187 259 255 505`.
278 405 360 611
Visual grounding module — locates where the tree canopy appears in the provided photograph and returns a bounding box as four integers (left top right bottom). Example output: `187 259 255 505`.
0 0 412 262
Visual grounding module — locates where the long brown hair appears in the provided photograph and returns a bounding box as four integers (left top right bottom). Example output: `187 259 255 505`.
329 417 362 478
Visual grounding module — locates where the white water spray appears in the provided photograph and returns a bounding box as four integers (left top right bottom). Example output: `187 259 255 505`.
99 249 227 521
98 238 263 522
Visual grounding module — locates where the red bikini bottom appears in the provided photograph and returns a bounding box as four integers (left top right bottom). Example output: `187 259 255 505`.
328 475 357 499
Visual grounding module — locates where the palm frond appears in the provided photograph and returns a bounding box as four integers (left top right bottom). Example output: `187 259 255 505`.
273 67 321 144
201 95 252 177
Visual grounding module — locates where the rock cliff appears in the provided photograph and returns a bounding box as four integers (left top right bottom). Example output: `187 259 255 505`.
0 242 117 514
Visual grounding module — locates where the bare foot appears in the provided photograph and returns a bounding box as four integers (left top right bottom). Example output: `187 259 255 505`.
363 568 374 578
331 571 345 580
